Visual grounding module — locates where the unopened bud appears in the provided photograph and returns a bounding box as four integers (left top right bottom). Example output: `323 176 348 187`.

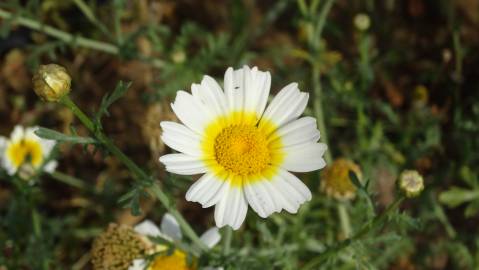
354 13 371 31
32 64 71 102
399 170 424 197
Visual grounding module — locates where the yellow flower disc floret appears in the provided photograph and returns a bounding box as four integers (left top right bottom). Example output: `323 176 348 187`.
214 125 270 176
148 249 195 270
6 139 43 169
201 112 283 186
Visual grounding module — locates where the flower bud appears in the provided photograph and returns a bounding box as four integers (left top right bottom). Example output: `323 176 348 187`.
399 170 424 198
32 64 71 102
354 13 371 31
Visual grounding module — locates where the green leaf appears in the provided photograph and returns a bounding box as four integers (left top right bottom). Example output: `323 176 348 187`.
438 187 479 208
95 81 132 124
35 127 98 144
349 170 363 189
118 181 150 216
464 200 479 218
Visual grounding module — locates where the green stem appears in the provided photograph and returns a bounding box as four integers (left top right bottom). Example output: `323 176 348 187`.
150 185 207 251
303 196 405 269
312 64 332 164
312 0 336 49
58 96 207 251
72 0 112 39
337 203 351 238
0 9 165 69
49 171 88 190
223 226 233 254
32 209 49 270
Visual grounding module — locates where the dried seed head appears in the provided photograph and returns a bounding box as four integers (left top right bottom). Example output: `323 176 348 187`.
399 170 424 198
321 158 362 201
91 223 149 270
32 64 71 102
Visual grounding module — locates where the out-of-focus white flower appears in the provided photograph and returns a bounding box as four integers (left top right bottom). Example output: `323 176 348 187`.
129 213 221 270
159 66 327 230
0 125 57 177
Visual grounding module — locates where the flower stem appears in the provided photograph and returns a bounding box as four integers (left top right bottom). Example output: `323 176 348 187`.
223 226 233 254
49 171 88 190
312 64 332 164
0 9 165 69
337 203 351 238
303 196 405 269
58 95 207 251
312 0 336 49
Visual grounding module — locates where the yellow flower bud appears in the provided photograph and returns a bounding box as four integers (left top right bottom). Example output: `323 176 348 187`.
399 170 424 198
32 64 71 102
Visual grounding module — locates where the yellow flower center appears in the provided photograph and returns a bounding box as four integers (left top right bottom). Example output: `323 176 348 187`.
214 125 270 176
148 250 195 270
202 112 283 186
6 139 43 169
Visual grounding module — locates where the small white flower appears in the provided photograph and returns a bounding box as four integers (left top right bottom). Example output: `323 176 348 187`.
0 125 57 176
129 213 221 270
159 66 327 230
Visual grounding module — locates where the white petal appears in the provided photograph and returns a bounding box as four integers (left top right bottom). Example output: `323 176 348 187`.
161 213 182 241
40 139 56 157
24 126 38 140
0 136 7 151
262 83 309 128
191 76 228 117
273 117 320 148
186 173 227 208
256 170 311 215
159 153 207 175
129 259 147 270
2 142 17 175
282 143 327 172
243 66 271 117
134 219 162 237
200 227 221 248
43 160 57 173
214 183 247 230
278 169 312 202
171 91 213 133
160 121 202 156
244 180 276 218
10 125 24 142
262 180 285 213
224 67 245 112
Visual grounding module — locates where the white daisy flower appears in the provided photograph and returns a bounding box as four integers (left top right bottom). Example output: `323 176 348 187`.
0 125 57 176
159 66 327 230
129 213 221 270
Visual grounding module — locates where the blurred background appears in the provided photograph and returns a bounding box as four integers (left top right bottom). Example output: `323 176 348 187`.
0 0 478 269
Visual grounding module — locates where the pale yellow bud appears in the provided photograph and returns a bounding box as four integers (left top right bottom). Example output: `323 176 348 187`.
32 64 71 102
354 13 371 31
399 170 424 198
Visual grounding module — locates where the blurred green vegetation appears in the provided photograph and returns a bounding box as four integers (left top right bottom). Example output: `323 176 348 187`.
0 0 478 269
